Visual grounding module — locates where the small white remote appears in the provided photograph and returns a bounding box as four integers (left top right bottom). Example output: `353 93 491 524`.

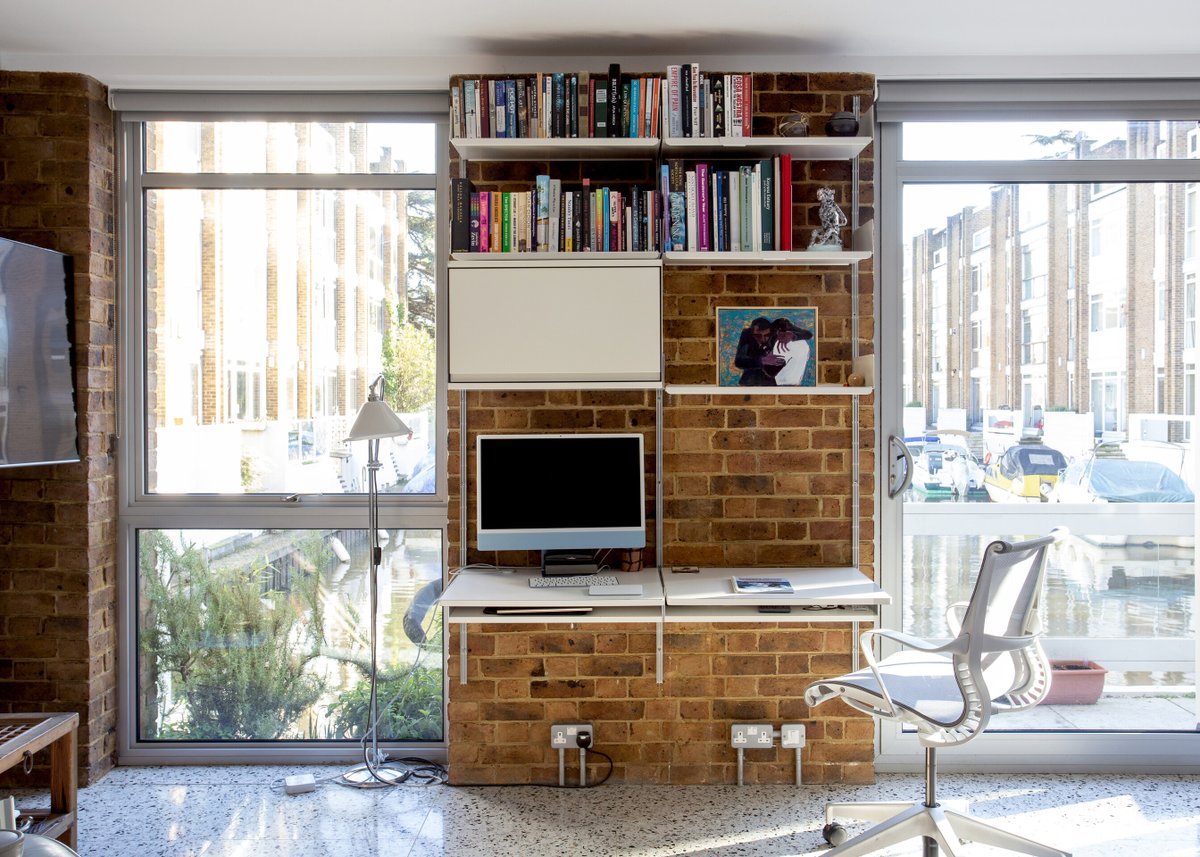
589 583 643 596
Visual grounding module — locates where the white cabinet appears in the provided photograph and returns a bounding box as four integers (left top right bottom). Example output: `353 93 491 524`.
447 258 662 386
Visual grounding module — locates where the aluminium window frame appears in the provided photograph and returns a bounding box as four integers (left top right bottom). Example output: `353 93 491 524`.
115 93 451 764
878 78 1200 773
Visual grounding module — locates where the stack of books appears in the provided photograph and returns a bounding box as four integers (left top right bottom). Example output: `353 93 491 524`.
662 155 793 252
664 66 753 139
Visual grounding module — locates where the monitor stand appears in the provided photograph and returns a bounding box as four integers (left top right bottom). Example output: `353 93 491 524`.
541 550 598 576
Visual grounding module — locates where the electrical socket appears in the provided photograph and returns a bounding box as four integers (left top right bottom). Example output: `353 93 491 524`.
781 723 807 748
731 723 774 748
550 722 592 749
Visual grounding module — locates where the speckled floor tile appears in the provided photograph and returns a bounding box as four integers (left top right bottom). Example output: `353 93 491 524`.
9 768 1195 856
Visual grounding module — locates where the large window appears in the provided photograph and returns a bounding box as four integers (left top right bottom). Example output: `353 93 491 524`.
118 95 448 760
879 79 1200 772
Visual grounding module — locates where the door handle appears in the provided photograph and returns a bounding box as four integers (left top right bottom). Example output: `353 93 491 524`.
888 435 913 498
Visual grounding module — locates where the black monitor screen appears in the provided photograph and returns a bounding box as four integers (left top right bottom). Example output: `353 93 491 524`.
476 433 646 551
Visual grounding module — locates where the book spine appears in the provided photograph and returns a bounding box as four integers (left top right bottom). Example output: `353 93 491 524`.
730 75 742 138
478 191 490 252
469 192 480 251
451 84 462 139
631 186 641 252
568 73 579 138
728 171 740 252
621 79 631 138
479 80 490 138
549 179 562 252
628 79 641 139
494 81 507 138
689 63 700 138
739 165 752 250
552 73 565 138
685 170 697 251
611 190 622 251
578 71 590 138
602 188 611 251
751 164 762 251
697 75 706 138
607 63 621 138
450 177 472 253
742 73 752 137
593 80 609 138
572 191 583 251
581 178 591 250
563 191 574 252
696 163 709 252
642 188 652 251
760 158 774 251
536 175 551 251
515 78 527 138
527 75 539 139
772 156 781 252
669 159 687 251
667 65 682 138
660 165 671 251
506 80 517 139
686 64 696 136
779 154 792 251
500 192 511 252
462 80 474 138
490 192 501 250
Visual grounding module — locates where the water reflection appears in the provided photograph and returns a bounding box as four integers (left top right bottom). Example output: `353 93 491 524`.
903 533 1194 689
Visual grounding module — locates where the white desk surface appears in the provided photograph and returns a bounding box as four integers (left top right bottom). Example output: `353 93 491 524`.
662 567 890 607
441 567 665 610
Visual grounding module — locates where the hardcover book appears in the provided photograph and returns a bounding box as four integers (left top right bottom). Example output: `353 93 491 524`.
760 158 774 251
666 65 682 138
607 63 621 138
450 177 472 252
494 81 507 138
680 65 693 138
593 80 609 138
695 162 710 252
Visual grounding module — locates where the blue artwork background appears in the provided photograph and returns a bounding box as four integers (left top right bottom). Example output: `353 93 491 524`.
716 307 818 387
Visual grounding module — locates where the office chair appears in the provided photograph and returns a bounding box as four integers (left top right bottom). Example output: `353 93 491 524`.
805 528 1070 857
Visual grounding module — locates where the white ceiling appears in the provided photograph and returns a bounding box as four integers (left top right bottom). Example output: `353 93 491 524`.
3 0 1199 90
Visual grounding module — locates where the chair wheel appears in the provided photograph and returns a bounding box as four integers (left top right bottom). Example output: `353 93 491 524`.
822 822 849 846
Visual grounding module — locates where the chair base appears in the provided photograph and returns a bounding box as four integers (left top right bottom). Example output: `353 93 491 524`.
822 799 1071 857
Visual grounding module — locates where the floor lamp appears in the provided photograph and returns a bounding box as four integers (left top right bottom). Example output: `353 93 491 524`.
343 374 410 786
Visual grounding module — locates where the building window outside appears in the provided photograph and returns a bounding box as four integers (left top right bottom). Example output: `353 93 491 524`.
889 103 1198 756
120 106 447 755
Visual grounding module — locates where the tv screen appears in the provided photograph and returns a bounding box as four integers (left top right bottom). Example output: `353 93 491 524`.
476 433 646 552
0 236 79 468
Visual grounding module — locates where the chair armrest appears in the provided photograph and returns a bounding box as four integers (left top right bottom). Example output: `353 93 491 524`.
945 602 969 636
863 627 967 655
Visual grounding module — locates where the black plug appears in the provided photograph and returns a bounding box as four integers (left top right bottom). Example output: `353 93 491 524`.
575 730 593 749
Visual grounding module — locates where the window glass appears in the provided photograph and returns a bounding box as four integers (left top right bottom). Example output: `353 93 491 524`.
903 120 1196 161
136 527 443 743
145 121 437 174
144 185 437 495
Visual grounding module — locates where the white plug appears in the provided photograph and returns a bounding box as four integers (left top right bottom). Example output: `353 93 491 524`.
284 774 316 795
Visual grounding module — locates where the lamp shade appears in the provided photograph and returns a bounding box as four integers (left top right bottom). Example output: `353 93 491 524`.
346 398 410 441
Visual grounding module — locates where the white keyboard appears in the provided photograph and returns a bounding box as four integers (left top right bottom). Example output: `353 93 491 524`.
529 574 620 588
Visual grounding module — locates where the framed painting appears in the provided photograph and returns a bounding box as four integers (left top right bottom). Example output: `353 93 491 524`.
716 307 818 387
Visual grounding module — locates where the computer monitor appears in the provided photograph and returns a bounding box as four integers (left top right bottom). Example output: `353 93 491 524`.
475 433 647 564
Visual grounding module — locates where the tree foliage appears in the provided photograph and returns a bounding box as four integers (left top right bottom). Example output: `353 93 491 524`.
382 299 437 414
139 531 329 740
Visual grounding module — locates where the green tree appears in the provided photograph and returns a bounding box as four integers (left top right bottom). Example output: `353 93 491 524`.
139 531 329 740
404 189 437 334
382 299 436 414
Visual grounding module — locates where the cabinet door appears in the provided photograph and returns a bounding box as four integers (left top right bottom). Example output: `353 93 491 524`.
448 262 662 383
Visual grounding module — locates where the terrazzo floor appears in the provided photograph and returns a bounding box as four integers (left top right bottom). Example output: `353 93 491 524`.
11 765 1200 856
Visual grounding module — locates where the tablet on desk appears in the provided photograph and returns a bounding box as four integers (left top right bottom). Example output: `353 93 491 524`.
482 606 593 616
731 576 794 594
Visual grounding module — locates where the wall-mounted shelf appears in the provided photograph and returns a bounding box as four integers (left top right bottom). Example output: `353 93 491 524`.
450 250 659 263
664 249 870 266
665 384 873 397
450 380 664 391
661 134 872 160
451 137 659 161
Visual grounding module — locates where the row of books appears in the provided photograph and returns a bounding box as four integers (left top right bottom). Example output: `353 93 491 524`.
451 66 664 140
664 155 795 252
450 177 664 254
450 155 799 255
665 65 753 139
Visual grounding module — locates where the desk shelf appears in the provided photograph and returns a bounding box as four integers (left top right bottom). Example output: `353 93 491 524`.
665 604 880 623
0 713 78 850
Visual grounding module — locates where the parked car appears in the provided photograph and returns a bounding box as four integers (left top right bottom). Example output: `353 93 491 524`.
983 442 1068 502
911 442 988 500
1049 455 1193 504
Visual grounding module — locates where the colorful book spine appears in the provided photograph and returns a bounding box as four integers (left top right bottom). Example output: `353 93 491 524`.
667 66 682 138
602 188 611 251
536 175 550 251
549 178 562 252
660 165 671 251
695 163 710 252
629 79 641 139
729 170 741 252
685 170 698 251
500 192 511 252
450 177 472 252
469 192 480 251
779 154 792 251
578 71 590 138
581 178 591 250
478 191 490 252
742 73 752 137
494 82 507 138
760 158 774 251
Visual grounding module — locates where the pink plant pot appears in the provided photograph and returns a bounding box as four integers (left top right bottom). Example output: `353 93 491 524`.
1043 659 1108 705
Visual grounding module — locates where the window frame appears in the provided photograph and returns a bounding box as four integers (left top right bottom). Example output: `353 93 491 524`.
115 95 451 763
877 79 1200 774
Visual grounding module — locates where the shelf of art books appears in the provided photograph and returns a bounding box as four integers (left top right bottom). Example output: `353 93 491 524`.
663 384 873 397
451 137 659 162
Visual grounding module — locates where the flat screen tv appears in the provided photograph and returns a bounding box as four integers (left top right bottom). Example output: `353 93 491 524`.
0 236 79 468
475 433 647 554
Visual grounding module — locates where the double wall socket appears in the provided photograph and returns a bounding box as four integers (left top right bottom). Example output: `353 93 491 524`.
730 723 774 748
550 723 593 749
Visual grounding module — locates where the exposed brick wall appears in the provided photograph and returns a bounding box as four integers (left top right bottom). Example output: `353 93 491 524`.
447 71 876 785
0 71 118 786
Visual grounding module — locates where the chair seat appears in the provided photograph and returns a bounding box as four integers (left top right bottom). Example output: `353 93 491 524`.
811 650 967 726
